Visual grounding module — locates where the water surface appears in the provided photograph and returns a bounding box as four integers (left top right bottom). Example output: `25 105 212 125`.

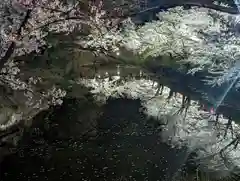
0 98 189 181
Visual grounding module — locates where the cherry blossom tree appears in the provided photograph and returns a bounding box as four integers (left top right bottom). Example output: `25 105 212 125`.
0 0 129 124
79 74 240 180
2 0 240 179
120 6 240 87
0 0 141 161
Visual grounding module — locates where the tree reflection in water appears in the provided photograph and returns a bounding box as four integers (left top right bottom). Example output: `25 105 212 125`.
0 98 193 181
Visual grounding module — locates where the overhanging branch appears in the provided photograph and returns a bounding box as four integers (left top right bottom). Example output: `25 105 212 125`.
105 1 239 20
0 5 33 69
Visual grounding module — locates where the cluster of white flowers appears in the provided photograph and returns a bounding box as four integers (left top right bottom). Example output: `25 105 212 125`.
0 111 23 130
213 1 231 7
1 60 20 75
121 6 240 87
0 0 128 62
0 57 67 130
28 76 42 84
79 75 240 178
80 1 122 55
24 85 66 108
0 60 28 90
45 86 66 106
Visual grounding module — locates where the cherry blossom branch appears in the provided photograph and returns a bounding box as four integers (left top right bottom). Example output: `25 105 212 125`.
0 0 36 69
104 2 238 20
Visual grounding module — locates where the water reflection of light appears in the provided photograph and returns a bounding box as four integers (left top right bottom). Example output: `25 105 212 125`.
214 72 239 111
234 0 240 11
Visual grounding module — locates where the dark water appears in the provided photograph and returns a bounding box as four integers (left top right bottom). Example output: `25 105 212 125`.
0 98 189 181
